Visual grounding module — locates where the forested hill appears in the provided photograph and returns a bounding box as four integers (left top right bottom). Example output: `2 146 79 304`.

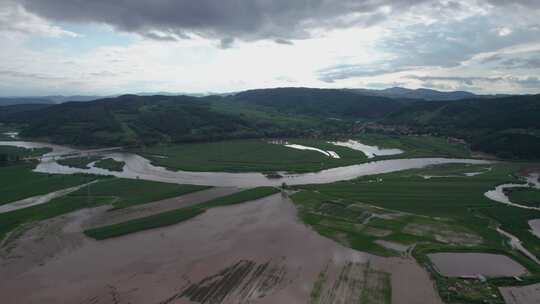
227 88 404 118
0 89 407 147
1 89 539 160
382 94 540 159
0 95 260 146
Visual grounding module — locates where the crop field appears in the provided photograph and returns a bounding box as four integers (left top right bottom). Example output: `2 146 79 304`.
0 164 93 206
356 134 471 159
134 135 471 173
0 177 208 241
134 139 368 172
291 162 540 303
507 188 540 207
85 187 279 240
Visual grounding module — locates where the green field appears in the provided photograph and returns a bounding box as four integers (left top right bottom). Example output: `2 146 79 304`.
134 136 470 173
0 177 208 241
508 188 540 207
291 162 540 303
57 156 101 169
94 158 126 172
85 187 279 240
0 145 51 159
356 134 471 159
135 139 364 172
0 164 94 205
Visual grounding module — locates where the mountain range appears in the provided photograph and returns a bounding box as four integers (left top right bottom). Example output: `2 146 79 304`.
0 87 539 159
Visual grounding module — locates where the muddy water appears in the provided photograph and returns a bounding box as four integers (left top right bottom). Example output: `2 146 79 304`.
428 252 527 278
484 174 540 211
2 139 492 187
529 219 540 238
0 181 96 213
330 140 404 158
0 194 442 304
500 283 540 304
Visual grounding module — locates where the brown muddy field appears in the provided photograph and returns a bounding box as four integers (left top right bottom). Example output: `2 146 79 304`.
500 283 540 304
0 191 442 304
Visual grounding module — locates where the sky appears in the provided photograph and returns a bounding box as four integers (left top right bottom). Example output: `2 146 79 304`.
1 0 540 96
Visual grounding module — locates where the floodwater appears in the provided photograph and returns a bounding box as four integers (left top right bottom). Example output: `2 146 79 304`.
0 193 443 304
284 143 340 158
0 141 492 187
2 132 18 139
428 252 527 278
497 227 540 265
330 140 404 158
529 219 540 238
0 181 96 214
500 283 540 304
484 173 540 211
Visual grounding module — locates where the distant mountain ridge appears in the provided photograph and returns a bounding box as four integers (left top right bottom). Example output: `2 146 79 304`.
345 87 510 101
0 86 514 106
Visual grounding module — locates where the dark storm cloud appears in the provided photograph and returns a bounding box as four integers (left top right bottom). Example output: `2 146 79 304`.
18 0 434 41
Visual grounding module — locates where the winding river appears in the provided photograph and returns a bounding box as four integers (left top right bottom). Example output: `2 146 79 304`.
1 140 492 187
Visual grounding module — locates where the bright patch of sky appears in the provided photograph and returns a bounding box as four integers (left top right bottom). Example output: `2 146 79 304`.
1 0 539 96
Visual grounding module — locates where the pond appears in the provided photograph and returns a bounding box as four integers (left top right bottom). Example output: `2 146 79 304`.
428 252 527 278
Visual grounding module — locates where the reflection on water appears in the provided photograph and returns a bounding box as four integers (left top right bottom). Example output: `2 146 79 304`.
0 140 491 187
428 252 527 277
330 140 404 159
484 174 540 211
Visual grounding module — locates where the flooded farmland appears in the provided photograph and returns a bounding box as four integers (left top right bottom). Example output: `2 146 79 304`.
0 193 443 304
428 252 527 278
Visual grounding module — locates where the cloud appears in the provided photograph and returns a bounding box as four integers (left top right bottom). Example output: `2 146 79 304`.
318 64 412 82
18 0 434 42
0 69 67 81
407 74 540 89
407 75 505 85
219 37 235 49
0 1 77 37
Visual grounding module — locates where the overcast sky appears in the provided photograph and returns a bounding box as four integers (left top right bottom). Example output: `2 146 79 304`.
1 0 540 96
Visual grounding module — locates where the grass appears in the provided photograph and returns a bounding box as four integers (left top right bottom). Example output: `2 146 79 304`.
78 178 209 210
357 134 471 159
84 187 280 240
57 156 102 169
290 162 540 303
94 158 126 172
0 163 94 205
134 139 367 173
507 188 540 207
0 145 51 158
133 135 471 173
84 207 205 240
0 177 209 241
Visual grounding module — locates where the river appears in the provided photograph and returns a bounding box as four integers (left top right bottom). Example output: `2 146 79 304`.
1 140 492 187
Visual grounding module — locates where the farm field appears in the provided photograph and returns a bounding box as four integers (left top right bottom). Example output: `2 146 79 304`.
291 162 540 303
0 176 208 241
84 186 279 239
134 136 471 173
